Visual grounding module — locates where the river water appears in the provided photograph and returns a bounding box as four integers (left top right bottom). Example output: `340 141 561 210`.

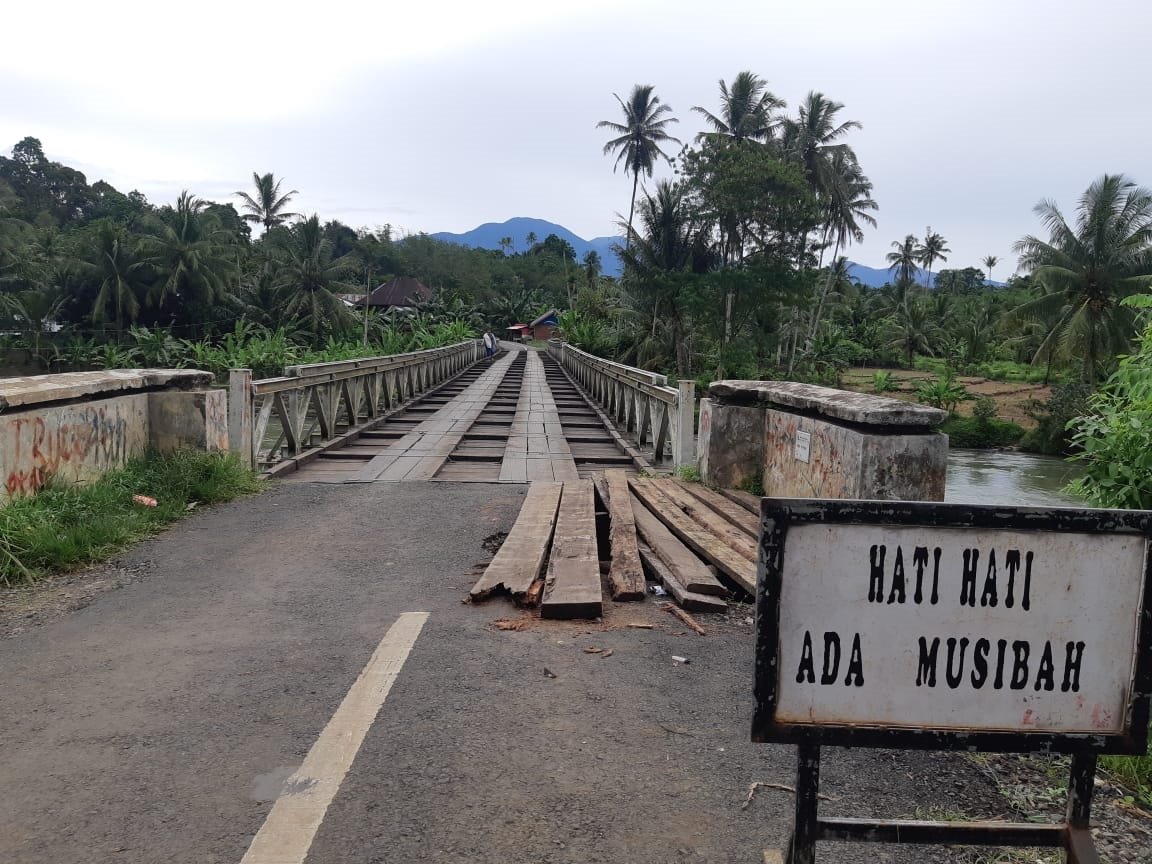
946 449 1083 507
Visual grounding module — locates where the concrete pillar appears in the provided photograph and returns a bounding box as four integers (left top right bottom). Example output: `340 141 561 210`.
673 379 696 468
228 369 254 468
697 397 768 489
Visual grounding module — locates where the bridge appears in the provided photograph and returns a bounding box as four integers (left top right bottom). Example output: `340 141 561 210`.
0 343 1041 864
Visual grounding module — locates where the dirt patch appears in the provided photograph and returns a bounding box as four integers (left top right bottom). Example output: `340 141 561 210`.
0 560 154 639
842 367 1050 427
481 531 508 554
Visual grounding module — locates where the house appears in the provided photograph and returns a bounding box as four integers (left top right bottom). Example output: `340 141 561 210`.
352 276 434 310
528 309 560 341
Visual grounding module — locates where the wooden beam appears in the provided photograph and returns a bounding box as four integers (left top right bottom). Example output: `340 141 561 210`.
630 493 726 597
672 479 759 539
541 480 603 619
470 482 562 602
648 480 758 562
718 487 761 514
637 545 726 613
629 479 756 595
602 470 645 601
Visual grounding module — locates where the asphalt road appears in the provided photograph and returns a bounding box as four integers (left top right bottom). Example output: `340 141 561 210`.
0 480 1009 863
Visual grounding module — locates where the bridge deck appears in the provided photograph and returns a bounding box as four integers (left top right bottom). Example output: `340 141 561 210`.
283 345 634 483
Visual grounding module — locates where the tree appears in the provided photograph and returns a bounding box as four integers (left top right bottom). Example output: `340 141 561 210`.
597 84 681 247
886 235 920 287
884 295 941 366
80 220 146 332
1011 174 1152 382
916 227 950 288
140 191 237 320
498 236 513 256
272 214 355 338
525 230 538 250
781 92 862 197
582 250 601 289
692 71 785 144
234 172 299 234
982 255 999 284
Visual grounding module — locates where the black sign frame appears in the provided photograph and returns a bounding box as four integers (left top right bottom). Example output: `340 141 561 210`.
751 498 1152 864
753 498 1152 755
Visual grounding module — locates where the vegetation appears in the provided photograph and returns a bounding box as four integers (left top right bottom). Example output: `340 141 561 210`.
0 450 263 586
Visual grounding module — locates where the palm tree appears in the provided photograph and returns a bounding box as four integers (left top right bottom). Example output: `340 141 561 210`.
781 92 862 196
982 255 999 284
916 227 950 288
235 172 299 234
884 296 941 367
273 214 355 338
141 191 236 314
597 84 681 246
582 250 601 289
1011 174 1152 382
524 231 538 250
692 71 785 144
80 220 146 332
498 236 513 256
886 235 920 287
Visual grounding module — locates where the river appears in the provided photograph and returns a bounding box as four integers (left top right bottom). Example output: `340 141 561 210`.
946 449 1084 507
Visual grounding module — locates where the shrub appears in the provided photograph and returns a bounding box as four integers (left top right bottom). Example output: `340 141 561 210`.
941 415 1025 448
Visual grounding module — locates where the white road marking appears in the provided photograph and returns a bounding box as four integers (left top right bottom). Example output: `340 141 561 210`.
240 612 429 864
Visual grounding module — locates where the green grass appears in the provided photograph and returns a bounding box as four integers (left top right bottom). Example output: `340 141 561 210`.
1102 742 1152 809
0 450 264 586
674 464 701 482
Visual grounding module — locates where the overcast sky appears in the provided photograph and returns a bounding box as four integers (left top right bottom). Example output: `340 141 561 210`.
3 0 1148 274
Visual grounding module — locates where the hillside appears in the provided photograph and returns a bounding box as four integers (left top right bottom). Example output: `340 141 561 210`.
430 217 622 277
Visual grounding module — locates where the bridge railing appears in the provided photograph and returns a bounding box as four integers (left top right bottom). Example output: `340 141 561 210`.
546 340 694 466
228 339 483 471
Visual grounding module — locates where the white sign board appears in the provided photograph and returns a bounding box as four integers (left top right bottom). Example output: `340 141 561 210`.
794 430 811 463
761 510 1150 739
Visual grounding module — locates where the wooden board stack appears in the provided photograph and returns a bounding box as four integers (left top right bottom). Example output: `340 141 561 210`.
469 470 763 619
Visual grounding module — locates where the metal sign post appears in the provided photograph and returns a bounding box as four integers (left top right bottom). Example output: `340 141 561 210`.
753 499 1152 864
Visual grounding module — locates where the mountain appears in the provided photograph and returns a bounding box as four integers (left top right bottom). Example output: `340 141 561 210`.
430 217 623 277
847 261 906 288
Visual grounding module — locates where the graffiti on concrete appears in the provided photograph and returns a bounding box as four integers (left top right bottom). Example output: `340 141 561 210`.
4 407 131 496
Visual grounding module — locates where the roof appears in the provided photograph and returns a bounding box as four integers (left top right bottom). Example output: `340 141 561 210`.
356 276 434 308
530 309 560 327
507 323 529 330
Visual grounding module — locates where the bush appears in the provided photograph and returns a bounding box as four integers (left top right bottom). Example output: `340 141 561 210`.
941 415 1025 448
1018 382 1093 455
0 450 263 585
914 369 971 413
871 371 895 393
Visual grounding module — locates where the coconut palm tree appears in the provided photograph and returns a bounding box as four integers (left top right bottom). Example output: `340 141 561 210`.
884 296 941 367
272 214 355 338
982 255 999 284
524 231 538 250
692 71 785 144
597 84 681 247
886 235 920 287
235 172 299 234
80 220 146 332
1011 174 1152 382
916 227 950 288
582 250 601 289
141 191 236 314
498 236 513 256
781 92 862 196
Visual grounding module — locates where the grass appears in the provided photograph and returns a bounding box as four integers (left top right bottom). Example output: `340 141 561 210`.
0 450 264 586
1102 744 1152 809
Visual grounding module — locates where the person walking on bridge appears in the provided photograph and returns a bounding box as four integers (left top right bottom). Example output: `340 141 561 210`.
482 330 497 357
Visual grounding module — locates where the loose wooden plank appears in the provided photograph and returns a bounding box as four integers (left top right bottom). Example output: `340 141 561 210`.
718 487 761 514
663 602 707 635
645 479 759 563
629 478 756 595
629 494 726 597
602 470 645 601
469 482 563 601
637 544 727 613
541 480 603 619
671 479 759 539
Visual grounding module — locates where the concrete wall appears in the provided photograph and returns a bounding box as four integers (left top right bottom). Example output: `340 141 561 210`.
698 380 948 503
1 370 224 500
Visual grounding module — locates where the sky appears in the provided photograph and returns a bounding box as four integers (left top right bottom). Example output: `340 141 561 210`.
2 0 1149 276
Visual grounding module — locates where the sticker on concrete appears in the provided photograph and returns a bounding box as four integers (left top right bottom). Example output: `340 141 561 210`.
794 430 811 463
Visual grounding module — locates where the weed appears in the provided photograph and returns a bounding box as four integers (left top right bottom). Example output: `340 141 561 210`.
0 451 263 586
675 464 701 482
737 475 765 496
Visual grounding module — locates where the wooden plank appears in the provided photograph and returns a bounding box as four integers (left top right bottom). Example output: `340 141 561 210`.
672 479 760 539
629 479 756 595
602 470 645 601
629 493 726 597
646 479 759 563
637 544 727 613
718 487 760 514
540 480 603 619
470 482 563 601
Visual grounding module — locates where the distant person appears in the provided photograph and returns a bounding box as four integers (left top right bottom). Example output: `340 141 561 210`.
483 330 496 357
